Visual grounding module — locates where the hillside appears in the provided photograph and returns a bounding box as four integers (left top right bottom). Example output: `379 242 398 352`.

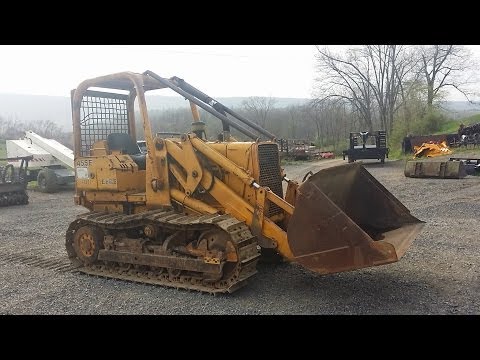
438 100 480 119
0 93 309 131
0 94 72 130
2 92 479 133
435 113 480 134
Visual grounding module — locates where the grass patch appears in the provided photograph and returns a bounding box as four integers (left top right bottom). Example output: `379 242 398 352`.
452 146 479 154
27 181 37 190
435 113 480 134
388 149 410 161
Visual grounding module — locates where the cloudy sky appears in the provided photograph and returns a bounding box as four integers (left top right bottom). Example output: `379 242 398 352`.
1 45 479 99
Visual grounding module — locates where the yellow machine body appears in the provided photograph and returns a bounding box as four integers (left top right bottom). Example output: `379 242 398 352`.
66 71 424 293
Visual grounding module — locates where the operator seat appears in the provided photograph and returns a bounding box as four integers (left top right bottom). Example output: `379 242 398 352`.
106 133 146 170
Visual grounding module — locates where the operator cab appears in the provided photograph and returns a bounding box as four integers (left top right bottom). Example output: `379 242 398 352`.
106 133 146 170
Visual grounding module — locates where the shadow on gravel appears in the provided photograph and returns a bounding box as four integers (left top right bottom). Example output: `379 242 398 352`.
238 262 438 314
30 185 75 193
359 160 404 168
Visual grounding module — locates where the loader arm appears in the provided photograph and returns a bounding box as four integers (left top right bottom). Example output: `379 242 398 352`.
163 133 295 258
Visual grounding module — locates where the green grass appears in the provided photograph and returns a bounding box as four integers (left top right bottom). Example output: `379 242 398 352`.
435 113 480 134
27 181 37 190
388 149 410 161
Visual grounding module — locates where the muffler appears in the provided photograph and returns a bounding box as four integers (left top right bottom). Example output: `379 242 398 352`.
287 163 424 274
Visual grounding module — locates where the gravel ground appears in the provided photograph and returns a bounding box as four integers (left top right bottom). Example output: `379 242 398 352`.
0 156 479 315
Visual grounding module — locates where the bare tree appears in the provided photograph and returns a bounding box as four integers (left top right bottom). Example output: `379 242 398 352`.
315 45 420 134
304 99 354 150
0 116 73 148
0 116 24 140
29 120 62 139
242 96 277 129
314 46 375 131
303 101 324 146
286 105 300 139
420 45 476 109
366 45 420 132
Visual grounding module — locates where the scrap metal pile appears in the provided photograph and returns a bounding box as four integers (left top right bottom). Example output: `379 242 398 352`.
413 140 452 159
458 122 480 141
278 139 320 160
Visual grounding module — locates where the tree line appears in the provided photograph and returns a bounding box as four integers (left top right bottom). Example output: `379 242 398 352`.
314 45 477 149
0 116 73 148
138 45 477 152
2 45 475 154
134 97 356 151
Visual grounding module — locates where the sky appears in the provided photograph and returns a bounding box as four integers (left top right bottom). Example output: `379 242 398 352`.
1 45 479 100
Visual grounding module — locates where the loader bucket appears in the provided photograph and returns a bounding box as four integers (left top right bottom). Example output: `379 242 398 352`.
287 163 424 274
404 160 467 179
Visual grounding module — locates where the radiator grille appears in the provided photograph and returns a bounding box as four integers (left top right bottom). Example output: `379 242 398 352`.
258 143 283 217
79 91 130 156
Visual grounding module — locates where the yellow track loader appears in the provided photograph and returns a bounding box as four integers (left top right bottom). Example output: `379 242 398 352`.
66 71 424 293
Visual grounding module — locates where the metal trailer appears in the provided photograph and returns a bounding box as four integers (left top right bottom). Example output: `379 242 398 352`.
6 131 75 193
342 130 389 163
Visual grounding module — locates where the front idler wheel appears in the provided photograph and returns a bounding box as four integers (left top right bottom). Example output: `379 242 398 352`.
73 226 104 264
